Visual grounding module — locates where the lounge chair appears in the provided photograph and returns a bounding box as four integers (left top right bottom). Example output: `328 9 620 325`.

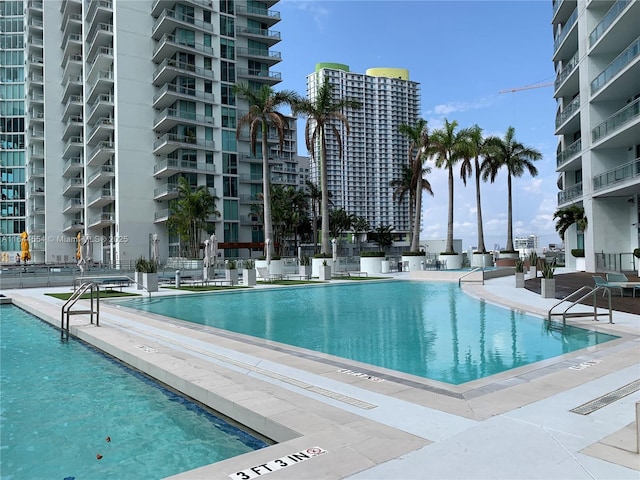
606 272 639 297
256 267 281 282
592 275 623 296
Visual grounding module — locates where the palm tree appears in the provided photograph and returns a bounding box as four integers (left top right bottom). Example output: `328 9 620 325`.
430 119 468 254
351 215 370 254
484 126 542 252
305 180 322 254
398 118 434 252
390 164 414 237
167 177 219 258
293 78 361 255
459 124 490 253
553 204 587 239
234 83 300 257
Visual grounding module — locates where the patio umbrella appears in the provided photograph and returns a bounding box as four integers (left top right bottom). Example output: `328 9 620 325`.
210 234 217 266
78 234 90 273
202 239 210 268
20 231 30 262
76 231 81 261
332 238 337 262
298 246 302 265
151 234 159 264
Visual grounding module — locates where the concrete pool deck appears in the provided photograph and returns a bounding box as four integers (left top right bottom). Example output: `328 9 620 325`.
2 270 639 479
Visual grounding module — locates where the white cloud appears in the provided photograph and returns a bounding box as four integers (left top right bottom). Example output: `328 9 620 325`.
283 0 329 32
426 96 495 117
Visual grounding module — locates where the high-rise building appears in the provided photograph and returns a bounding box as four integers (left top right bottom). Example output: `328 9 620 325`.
552 0 639 272
306 63 421 236
5 0 298 265
0 0 26 262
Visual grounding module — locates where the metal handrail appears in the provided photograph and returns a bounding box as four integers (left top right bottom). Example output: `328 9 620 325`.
61 281 100 339
458 267 484 285
547 285 613 324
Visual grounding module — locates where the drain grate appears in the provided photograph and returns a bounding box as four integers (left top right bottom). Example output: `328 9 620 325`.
570 379 640 415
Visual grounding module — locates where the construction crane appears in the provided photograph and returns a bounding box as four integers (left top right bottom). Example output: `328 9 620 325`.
498 82 554 94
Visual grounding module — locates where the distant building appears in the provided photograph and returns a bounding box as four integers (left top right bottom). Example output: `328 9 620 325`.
306 63 421 237
552 0 639 272
514 235 539 252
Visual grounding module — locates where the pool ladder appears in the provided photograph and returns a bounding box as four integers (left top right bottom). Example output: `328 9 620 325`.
458 268 484 285
61 281 100 339
547 285 613 325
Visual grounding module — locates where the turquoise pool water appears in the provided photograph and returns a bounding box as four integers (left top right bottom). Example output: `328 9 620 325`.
0 304 268 480
119 281 618 385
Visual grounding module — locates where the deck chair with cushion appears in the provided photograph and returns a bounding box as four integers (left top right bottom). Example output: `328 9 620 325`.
606 272 639 297
256 267 281 282
592 275 623 296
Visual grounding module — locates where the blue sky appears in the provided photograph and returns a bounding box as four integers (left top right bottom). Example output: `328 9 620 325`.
274 0 560 251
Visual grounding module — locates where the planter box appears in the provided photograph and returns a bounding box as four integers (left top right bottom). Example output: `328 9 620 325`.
381 260 390 273
541 278 556 298
269 259 284 276
438 253 462 270
402 255 425 272
319 264 331 281
529 266 537 278
255 260 268 279
312 258 333 277
298 265 312 278
360 257 383 275
134 271 143 290
142 272 158 292
575 257 585 272
225 269 238 285
241 268 256 286
471 253 494 268
515 272 525 288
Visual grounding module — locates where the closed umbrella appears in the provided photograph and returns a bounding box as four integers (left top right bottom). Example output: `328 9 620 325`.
265 238 271 264
20 231 31 262
151 234 159 264
332 238 337 262
210 234 217 266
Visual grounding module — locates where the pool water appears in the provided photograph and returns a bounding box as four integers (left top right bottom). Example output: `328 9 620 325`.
0 305 269 480
120 281 618 385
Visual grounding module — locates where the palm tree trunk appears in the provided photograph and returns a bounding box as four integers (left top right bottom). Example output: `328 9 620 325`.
506 172 514 252
320 128 330 255
262 123 273 255
446 165 455 253
474 158 486 253
411 175 422 252
408 191 414 247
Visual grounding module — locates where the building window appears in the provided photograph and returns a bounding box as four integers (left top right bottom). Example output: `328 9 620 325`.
223 153 237 174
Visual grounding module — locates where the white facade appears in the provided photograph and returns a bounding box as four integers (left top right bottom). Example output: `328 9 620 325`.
17 0 300 265
552 0 639 272
306 63 421 235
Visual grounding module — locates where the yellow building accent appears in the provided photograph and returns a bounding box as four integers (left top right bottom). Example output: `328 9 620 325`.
365 68 410 80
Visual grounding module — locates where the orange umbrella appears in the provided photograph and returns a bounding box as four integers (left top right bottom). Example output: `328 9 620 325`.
76 231 82 260
20 231 31 261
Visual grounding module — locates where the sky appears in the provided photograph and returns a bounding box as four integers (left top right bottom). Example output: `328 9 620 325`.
273 0 560 251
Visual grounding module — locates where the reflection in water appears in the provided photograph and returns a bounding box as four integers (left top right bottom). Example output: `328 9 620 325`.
121 282 619 385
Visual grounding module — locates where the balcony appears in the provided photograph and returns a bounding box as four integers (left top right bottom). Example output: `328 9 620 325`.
87 94 114 124
62 219 84 233
87 187 114 207
87 117 114 146
235 26 281 46
235 4 280 25
236 68 281 85
61 13 82 44
87 141 115 166
557 182 582 205
29 223 46 234
152 34 215 63
590 0 631 47
87 47 113 79
153 58 214 86
87 164 115 187
87 22 113 48
235 47 282 66
30 185 45 196
86 0 112 27
63 197 84 213
62 75 83 103
153 158 216 178
29 166 45 178
239 173 263 183
591 37 640 96
63 156 84 177
153 108 214 131
553 8 578 52
153 183 179 201
62 94 83 121
591 97 640 145
593 158 640 192
556 138 582 169
63 177 84 195
62 115 83 141
30 147 45 161
554 51 579 95
62 136 84 159
87 212 115 228
154 208 171 223
152 8 215 40
239 194 262 204
555 95 580 131
152 133 214 155
152 83 215 109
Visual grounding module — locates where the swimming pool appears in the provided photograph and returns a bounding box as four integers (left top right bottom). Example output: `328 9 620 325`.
119 281 619 385
0 304 269 480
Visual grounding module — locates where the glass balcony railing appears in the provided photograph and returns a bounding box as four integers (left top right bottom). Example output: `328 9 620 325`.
554 51 579 90
590 0 631 46
236 68 282 80
593 158 640 191
556 138 582 167
153 33 215 57
591 37 640 94
558 182 582 204
236 26 281 40
154 158 216 174
153 108 214 126
553 8 577 51
555 95 580 128
88 188 114 204
152 83 215 103
592 97 640 143
235 5 280 19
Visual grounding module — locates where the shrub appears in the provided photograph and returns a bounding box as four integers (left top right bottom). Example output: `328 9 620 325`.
633 248 640 258
439 252 459 255
515 259 525 273
528 251 539 267
135 257 157 273
300 255 310 266
313 253 333 259
243 259 254 269
570 248 584 258
401 251 426 256
541 260 556 279
225 260 237 269
360 251 385 258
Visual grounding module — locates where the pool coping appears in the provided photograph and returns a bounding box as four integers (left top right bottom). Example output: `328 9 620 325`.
3 273 639 479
